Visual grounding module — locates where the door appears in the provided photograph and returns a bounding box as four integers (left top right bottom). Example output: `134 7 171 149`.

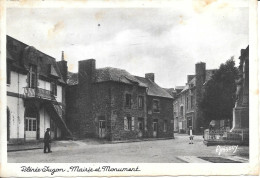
153 122 158 137
99 120 106 138
138 118 144 138
25 117 37 141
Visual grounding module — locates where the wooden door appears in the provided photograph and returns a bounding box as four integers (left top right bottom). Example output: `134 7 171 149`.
153 122 158 137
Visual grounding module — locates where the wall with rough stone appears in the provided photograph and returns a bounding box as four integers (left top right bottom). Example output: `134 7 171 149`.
108 83 147 141
146 96 174 138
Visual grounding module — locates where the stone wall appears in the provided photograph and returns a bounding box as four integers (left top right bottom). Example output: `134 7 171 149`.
108 83 147 141
146 96 174 138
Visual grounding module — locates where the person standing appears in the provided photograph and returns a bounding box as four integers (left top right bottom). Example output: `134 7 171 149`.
44 128 52 153
189 128 194 144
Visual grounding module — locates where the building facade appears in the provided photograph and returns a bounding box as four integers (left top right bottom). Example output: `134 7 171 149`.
66 59 174 141
172 62 217 134
6 36 71 143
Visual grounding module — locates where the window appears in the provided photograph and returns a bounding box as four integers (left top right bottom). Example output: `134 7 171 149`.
138 96 144 109
186 97 189 110
153 100 160 112
124 117 134 131
7 63 11 85
191 95 194 109
125 94 132 108
51 82 57 96
163 120 167 132
28 65 37 88
138 118 144 130
180 106 184 116
25 118 37 131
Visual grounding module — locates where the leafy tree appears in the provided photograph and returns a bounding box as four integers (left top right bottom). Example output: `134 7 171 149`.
199 57 239 128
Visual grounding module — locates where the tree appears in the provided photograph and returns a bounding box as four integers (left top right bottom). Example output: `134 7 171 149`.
199 57 239 128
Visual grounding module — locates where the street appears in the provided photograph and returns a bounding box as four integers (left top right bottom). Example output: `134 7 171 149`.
8 134 249 163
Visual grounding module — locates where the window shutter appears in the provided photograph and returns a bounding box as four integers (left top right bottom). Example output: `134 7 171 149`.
131 117 135 130
124 117 128 130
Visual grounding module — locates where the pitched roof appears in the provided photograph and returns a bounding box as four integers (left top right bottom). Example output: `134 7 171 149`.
67 72 78 85
7 35 65 84
67 66 172 98
163 88 177 97
182 76 196 92
95 67 146 87
135 76 173 99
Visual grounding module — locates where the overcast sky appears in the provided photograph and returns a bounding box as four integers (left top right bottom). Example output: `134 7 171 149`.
7 0 249 88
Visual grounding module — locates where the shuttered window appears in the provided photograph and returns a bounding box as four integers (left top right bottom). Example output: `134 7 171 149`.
138 96 144 109
124 117 133 131
131 117 135 131
124 117 128 130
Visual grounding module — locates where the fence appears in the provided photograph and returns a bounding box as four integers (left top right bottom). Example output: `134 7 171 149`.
204 128 249 142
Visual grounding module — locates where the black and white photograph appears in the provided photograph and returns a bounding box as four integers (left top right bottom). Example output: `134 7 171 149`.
0 0 259 177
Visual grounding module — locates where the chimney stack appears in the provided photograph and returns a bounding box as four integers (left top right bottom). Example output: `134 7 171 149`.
57 51 68 83
145 73 155 82
61 51 65 61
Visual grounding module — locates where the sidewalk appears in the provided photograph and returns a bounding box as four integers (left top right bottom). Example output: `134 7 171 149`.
7 137 175 152
8 142 43 152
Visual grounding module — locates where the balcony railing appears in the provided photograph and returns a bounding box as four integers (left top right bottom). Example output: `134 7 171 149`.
24 87 53 100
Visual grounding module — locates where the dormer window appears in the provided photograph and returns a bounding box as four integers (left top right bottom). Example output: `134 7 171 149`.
28 65 37 88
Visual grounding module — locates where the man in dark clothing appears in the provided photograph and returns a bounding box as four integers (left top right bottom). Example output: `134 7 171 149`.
44 128 52 153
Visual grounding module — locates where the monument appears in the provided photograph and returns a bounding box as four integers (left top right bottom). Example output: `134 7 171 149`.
231 46 249 131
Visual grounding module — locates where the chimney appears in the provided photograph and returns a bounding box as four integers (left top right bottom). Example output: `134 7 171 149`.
57 51 68 83
145 73 155 82
195 62 206 84
78 59 96 84
61 51 65 61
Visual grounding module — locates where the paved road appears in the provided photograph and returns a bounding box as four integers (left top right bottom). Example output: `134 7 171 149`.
8 134 249 163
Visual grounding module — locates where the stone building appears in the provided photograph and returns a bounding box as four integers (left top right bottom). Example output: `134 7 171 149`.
6 36 71 143
172 62 217 134
66 59 174 141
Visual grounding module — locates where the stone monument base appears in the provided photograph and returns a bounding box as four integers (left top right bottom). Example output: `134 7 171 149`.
231 106 249 131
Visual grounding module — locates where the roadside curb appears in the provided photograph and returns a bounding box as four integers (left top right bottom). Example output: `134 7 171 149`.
110 137 175 144
8 147 42 152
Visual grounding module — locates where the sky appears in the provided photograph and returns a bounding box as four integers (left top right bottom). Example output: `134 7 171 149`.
6 0 249 88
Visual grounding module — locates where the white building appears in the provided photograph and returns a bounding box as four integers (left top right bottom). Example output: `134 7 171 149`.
6 36 71 143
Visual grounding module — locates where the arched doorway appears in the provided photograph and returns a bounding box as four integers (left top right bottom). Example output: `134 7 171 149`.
24 105 38 141
7 108 10 141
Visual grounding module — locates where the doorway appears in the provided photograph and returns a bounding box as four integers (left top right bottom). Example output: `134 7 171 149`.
24 105 38 141
99 120 106 138
138 118 144 138
25 117 37 140
153 120 158 137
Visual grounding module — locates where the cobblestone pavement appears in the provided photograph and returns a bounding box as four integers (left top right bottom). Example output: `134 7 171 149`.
8 134 249 163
